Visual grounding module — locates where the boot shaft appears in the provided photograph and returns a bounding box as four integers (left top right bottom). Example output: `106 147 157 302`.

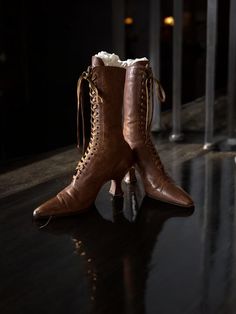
123 61 150 147
90 57 126 145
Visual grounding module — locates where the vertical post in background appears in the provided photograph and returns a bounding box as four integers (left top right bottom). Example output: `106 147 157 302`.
227 0 236 144
112 0 125 60
170 0 183 142
0 0 6 163
203 0 218 150
20 0 30 105
231 157 236 304
149 0 161 131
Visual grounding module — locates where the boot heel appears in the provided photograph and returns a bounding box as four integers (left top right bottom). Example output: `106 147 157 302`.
124 167 137 184
109 178 123 197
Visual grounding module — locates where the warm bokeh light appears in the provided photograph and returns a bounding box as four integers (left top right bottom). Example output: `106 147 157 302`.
124 17 134 25
164 16 175 26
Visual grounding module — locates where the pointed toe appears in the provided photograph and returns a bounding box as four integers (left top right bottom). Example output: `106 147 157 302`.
163 184 194 208
33 206 43 219
176 190 194 208
33 197 63 219
146 181 194 208
182 194 194 208
33 203 51 220
179 199 194 208
33 207 41 219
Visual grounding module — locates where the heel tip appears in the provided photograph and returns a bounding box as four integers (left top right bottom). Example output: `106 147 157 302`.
109 191 124 198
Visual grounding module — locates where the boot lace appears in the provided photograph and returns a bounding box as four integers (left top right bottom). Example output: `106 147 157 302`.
140 67 167 171
73 67 103 179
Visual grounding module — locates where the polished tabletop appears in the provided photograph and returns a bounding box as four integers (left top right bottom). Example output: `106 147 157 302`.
0 152 236 314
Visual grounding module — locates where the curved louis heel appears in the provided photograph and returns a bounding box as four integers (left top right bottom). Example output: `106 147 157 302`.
109 177 124 197
109 164 134 197
109 167 137 197
124 167 137 184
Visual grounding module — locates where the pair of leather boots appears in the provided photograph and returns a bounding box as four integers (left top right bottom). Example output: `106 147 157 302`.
33 54 193 219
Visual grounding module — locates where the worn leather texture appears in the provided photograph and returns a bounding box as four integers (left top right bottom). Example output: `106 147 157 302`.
34 57 133 218
123 61 194 207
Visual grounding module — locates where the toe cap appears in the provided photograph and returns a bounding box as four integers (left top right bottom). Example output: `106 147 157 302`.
162 183 194 207
33 197 64 219
146 180 194 208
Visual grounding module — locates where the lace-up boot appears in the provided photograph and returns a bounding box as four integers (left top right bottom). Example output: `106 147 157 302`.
33 56 133 219
123 60 194 207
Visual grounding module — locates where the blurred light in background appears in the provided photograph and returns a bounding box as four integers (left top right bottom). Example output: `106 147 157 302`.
164 16 175 26
124 17 134 25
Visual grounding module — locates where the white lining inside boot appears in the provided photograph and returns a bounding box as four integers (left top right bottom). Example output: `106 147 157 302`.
95 51 148 67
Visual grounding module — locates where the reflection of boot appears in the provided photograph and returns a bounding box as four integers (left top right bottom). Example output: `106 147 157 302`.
37 208 132 314
123 60 194 208
120 198 194 314
33 56 133 219
38 196 193 314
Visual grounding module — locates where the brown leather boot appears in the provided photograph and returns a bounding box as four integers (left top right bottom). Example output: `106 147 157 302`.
33 56 133 219
123 60 194 208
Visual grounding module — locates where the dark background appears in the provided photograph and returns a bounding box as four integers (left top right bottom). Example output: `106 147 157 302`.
0 0 229 164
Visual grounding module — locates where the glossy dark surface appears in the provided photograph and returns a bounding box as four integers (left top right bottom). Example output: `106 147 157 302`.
0 153 236 314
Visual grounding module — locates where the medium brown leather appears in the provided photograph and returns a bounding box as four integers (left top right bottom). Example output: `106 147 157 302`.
123 61 194 207
33 57 133 218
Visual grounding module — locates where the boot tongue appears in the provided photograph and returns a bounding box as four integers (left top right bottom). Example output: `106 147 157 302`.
91 56 105 67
